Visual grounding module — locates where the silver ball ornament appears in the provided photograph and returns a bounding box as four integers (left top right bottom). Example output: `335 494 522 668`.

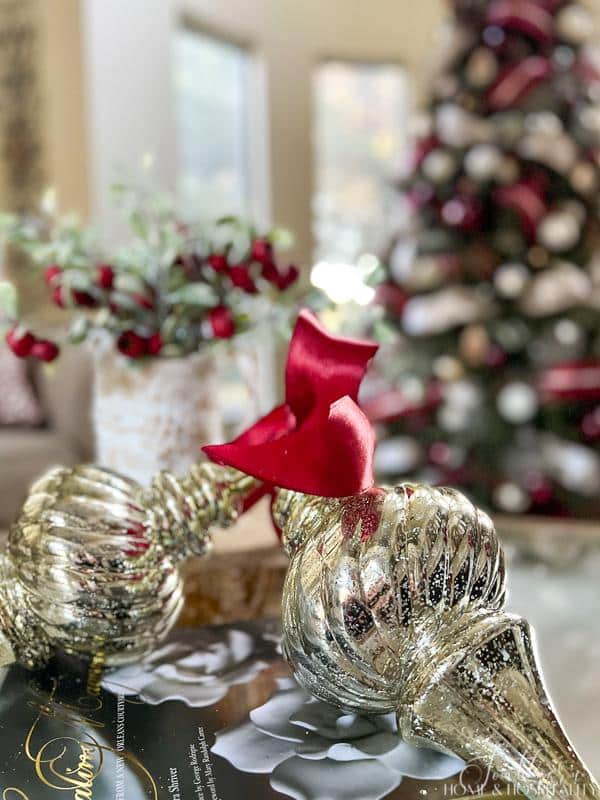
497 381 539 424
537 211 581 252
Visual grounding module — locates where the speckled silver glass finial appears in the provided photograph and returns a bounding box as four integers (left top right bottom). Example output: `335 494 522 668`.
0 462 256 670
273 483 600 800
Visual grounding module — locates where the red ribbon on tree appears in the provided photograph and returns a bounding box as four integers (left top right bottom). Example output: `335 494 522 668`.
539 360 600 403
486 0 554 44
493 176 548 240
362 382 442 425
486 56 553 110
203 310 378 497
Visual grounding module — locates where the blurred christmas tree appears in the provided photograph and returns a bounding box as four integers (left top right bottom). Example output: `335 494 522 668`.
369 0 600 518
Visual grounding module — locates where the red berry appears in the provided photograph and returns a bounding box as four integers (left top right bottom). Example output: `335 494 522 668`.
44 264 62 285
229 263 257 294
31 339 60 362
261 261 280 284
207 253 229 272
251 238 273 265
5 327 35 358
117 330 147 359
72 290 98 308
209 305 235 339
51 286 66 308
132 293 154 310
276 265 299 291
96 264 115 289
146 332 163 356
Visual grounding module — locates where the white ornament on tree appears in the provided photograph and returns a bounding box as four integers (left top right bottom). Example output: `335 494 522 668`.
537 210 581 252
497 381 539 424
556 4 594 45
493 482 530 513
465 47 499 88
519 262 592 316
494 262 530 299
464 144 502 181
436 103 492 148
403 287 494 336
422 149 457 183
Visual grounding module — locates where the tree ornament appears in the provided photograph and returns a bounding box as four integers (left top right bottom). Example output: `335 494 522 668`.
421 149 457 183
556 3 594 45
519 113 577 174
495 155 520 184
553 44 576 71
464 46 499 87
459 324 490 366
486 56 553 110
494 262 530 298
493 179 548 241
433 355 466 382
464 144 502 181
497 380 539 423
437 380 481 431
539 359 600 403
374 436 423 475
403 287 493 336
436 103 493 147
441 195 483 231
482 24 506 49
541 434 600 495
570 161 598 195
580 106 600 137
537 209 581 252
486 0 554 44
581 407 600 441
493 480 530 513
520 262 592 316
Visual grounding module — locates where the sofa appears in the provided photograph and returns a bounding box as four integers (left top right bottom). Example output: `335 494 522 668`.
0 347 94 527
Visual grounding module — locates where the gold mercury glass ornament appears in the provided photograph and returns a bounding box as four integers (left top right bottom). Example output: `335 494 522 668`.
272 484 600 800
0 462 257 670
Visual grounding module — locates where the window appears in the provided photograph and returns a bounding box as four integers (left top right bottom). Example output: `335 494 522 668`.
313 61 409 264
174 27 250 220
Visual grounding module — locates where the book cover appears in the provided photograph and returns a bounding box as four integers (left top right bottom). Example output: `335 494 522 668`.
0 620 498 800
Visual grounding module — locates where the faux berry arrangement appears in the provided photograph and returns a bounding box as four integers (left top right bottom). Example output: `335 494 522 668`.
0 185 300 363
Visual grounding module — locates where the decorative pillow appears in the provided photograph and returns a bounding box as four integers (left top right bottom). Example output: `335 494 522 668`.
0 346 44 426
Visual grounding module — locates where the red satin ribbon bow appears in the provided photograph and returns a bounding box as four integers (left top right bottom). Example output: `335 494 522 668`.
203 310 378 497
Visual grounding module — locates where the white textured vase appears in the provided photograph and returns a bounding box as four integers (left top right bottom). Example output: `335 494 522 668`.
93 349 224 485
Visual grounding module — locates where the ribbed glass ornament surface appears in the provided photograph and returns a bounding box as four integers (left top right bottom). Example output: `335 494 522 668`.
1 462 254 670
276 483 599 800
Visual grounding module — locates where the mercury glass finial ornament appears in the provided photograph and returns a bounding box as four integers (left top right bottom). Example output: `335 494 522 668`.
0 462 257 670
272 484 600 800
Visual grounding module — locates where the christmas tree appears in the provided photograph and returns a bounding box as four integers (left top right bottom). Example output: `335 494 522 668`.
369 0 600 517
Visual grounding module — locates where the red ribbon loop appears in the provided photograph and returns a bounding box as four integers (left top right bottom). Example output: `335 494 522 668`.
203 310 378 497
